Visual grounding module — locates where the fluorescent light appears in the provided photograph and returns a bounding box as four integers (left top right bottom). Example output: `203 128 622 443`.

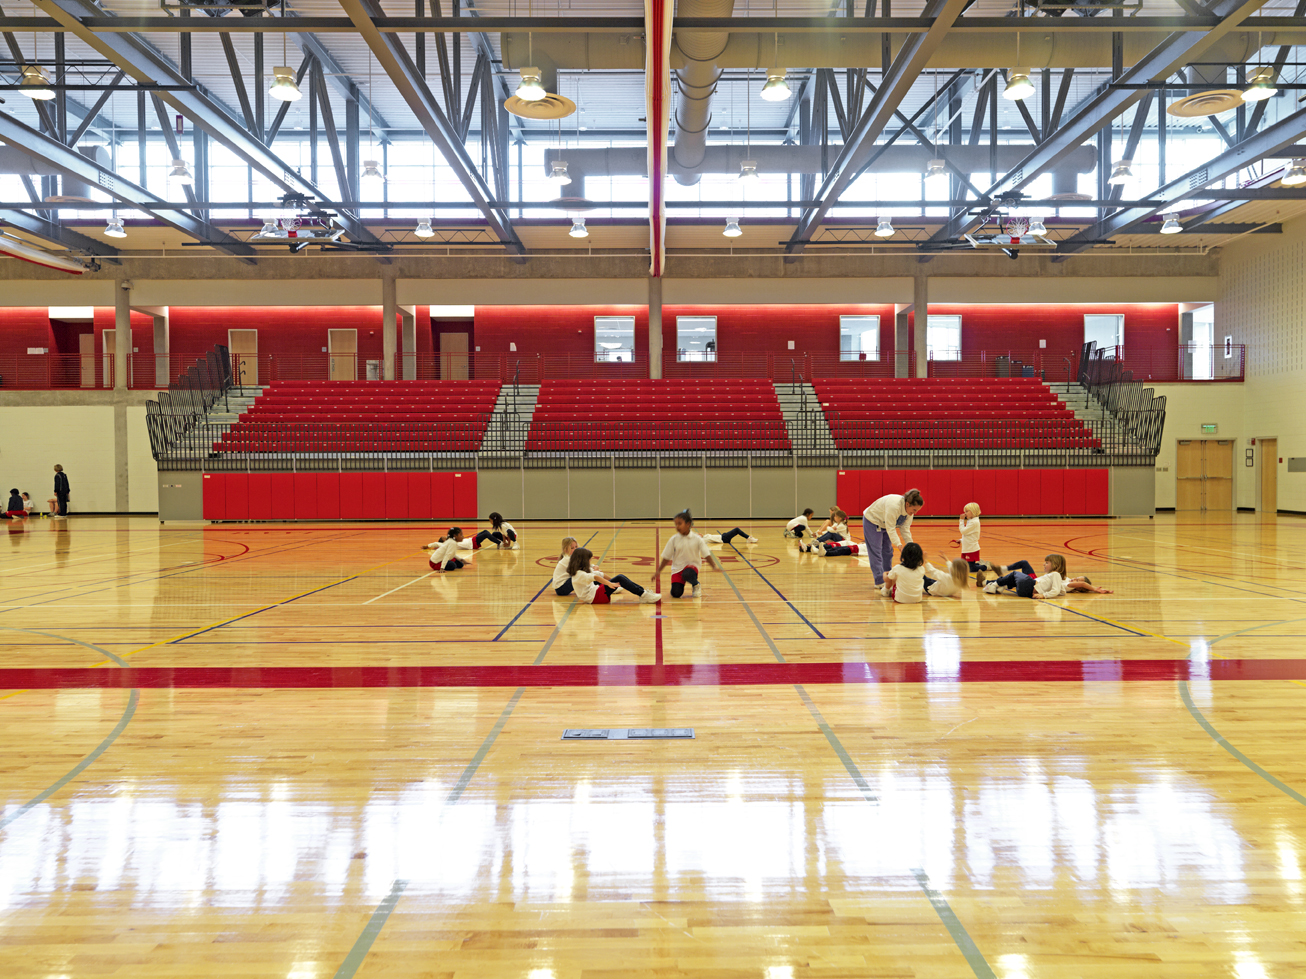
269 66 302 102
104 217 126 238
723 218 742 238
1003 70 1034 101
1160 212 1182 234
1108 159 1133 185
516 67 546 102
568 217 588 238
760 68 791 102
19 65 54 100
874 217 894 238
1282 159 1306 186
414 218 435 238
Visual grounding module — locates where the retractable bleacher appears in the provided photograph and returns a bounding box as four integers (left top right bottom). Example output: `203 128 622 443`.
213 379 501 454
812 378 1102 451
526 379 790 453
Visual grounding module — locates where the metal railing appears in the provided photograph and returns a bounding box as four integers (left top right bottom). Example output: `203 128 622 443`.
1077 341 1167 459
145 346 232 462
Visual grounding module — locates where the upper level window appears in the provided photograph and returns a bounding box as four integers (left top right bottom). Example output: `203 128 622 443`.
677 315 717 362
594 315 635 362
1084 313 1124 355
840 315 880 361
927 314 962 361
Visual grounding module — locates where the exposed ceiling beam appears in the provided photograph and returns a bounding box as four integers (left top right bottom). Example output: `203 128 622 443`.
288 18 392 136
784 0 971 259
1053 105 1306 256
0 111 258 262
337 0 525 259
0 207 121 260
32 0 382 247
928 0 1272 244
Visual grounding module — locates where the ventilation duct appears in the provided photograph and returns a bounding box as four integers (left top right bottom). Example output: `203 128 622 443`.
670 0 736 185
0 144 112 201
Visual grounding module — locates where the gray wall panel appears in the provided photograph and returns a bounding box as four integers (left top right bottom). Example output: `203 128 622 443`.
477 469 525 519
660 469 706 519
568 469 617 519
161 471 205 521
523 470 570 519
705 469 753 519
1110 467 1156 516
615 469 661 518
750 467 798 518
797 468 837 517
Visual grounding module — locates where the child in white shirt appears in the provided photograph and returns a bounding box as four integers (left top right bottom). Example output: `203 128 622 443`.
424 528 468 572
657 509 724 598
882 542 927 604
703 527 760 545
553 536 596 596
923 555 971 598
956 502 983 571
816 508 850 543
567 547 660 605
784 508 816 539
982 553 1112 598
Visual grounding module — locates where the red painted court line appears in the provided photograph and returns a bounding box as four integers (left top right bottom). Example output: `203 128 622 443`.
3 659 1305 690
654 526 663 667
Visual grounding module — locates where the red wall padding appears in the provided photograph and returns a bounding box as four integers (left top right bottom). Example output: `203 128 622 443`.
834 469 1109 518
203 472 478 521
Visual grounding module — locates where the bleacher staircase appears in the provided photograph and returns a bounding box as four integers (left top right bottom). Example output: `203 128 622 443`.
774 381 837 455
482 384 539 456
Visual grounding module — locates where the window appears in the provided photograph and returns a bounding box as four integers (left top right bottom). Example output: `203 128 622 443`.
1191 304 1215 380
676 315 717 361
927 314 961 361
1084 313 1124 354
840 315 880 361
594 316 635 363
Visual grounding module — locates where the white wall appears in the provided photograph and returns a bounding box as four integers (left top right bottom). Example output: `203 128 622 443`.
1217 211 1306 512
127 406 159 512
0 407 117 511
1150 382 1249 509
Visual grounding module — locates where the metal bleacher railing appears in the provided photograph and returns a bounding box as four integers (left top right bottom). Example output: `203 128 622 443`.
1078 341 1167 460
145 345 233 464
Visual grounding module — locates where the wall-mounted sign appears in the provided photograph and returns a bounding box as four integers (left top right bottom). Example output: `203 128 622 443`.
1201 423 1218 434
1246 448 1255 467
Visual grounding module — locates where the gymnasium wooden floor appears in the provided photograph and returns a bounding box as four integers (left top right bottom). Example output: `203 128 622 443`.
2 513 1305 979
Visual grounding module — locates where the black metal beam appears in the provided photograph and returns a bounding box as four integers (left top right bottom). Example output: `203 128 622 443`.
289 17 392 136
312 59 355 212
265 54 311 145
928 0 1272 244
1054 105 1306 255
218 33 255 136
337 0 524 258
0 111 258 261
784 0 971 259
0 207 120 259
67 69 123 146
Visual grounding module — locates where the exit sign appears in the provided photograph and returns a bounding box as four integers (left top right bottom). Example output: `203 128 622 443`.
1201 424 1218 434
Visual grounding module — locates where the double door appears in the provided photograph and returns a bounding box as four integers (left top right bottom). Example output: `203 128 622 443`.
1176 439 1233 511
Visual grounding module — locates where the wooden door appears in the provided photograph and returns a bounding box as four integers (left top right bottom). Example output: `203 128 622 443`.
102 329 115 388
1204 440 1233 510
440 331 469 380
328 329 357 381
1176 441 1205 510
1261 438 1278 514
79 332 95 388
228 329 258 386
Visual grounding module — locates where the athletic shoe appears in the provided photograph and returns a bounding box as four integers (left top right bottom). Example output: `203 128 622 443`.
747 536 759 544
983 582 998 595
783 529 795 538
690 584 701 598
640 591 661 604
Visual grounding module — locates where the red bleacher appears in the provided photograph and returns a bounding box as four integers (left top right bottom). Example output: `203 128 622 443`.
213 379 501 454
526 379 790 452
813 378 1103 450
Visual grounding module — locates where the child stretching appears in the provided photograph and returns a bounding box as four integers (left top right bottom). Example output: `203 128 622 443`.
468 512 517 550
568 547 660 605
424 527 468 572
982 553 1114 598
703 528 760 545
657 509 724 598
816 509 849 543
784 508 816 538
956 503 983 571
800 539 861 557
552 536 598 596
924 553 971 598
882 542 927 604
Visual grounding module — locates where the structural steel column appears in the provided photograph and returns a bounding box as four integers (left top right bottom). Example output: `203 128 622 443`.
913 274 929 379
382 276 398 380
115 281 132 391
648 276 663 379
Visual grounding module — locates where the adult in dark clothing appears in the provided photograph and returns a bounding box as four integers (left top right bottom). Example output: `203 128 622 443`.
53 465 70 517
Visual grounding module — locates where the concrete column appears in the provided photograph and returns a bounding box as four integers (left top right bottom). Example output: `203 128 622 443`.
399 304 417 380
648 276 663 380
133 304 169 389
382 276 397 380
913 273 929 379
114 281 132 391
894 303 910 378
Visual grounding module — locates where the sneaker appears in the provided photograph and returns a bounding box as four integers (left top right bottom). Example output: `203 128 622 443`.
640 591 661 604
747 536 759 544
783 529 795 538
983 582 998 595
690 584 701 598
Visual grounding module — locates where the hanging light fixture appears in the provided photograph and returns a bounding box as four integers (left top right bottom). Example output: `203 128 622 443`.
1243 66 1277 102
516 66 546 102
414 218 435 238
1028 216 1047 236
1281 159 1306 186
1108 158 1134 185
169 158 193 185
924 158 947 179
361 159 384 182
723 217 742 238
760 68 791 102
19 64 54 100
1160 212 1182 234
874 217 894 238
738 159 759 181
103 216 126 239
1003 70 1034 101
269 66 302 102
568 217 588 238
257 217 279 237
547 159 572 186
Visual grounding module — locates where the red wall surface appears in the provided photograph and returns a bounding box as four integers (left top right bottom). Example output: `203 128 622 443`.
202 471 477 521
835 468 1110 517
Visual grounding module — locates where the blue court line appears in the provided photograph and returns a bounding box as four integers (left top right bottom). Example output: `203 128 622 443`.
173 577 368 642
1 627 130 667
728 543 826 638
912 869 999 979
331 879 409 979
1034 602 1151 638
492 531 599 642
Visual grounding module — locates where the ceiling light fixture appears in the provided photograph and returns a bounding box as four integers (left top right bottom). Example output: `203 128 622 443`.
516 66 546 102
760 68 791 102
924 158 947 179
1108 158 1133 185
738 159 759 181
568 217 588 238
1028 216 1047 236
547 159 572 185
19 64 54 100
1281 158 1306 186
269 66 302 102
723 218 742 238
874 217 894 238
257 218 278 236
361 159 385 182
103 216 126 239
168 158 193 185
1243 66 1277 102
414 218 435 238
1160 212 1182 234
1003 70 1034 101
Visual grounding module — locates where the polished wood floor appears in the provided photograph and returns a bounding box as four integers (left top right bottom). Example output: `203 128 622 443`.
2 513 1305 979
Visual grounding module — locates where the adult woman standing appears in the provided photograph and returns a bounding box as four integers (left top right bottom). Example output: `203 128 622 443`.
862 488 924 588
53 464 70 517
